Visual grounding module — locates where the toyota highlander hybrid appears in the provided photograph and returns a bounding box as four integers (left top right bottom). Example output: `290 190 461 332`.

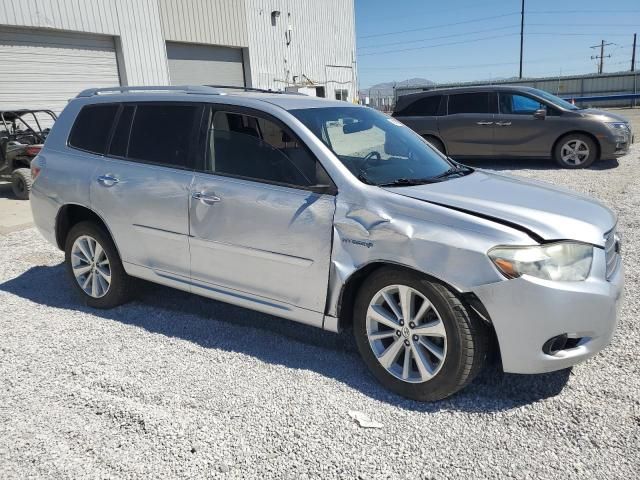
30 85 624 401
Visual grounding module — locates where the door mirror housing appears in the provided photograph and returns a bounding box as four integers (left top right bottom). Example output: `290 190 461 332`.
533 108 546 119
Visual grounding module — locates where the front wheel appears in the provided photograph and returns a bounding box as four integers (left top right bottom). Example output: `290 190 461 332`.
553 134 597 168
353 268 489 401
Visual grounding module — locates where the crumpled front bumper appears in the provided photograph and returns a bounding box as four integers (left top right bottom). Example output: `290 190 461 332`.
471 247 624 374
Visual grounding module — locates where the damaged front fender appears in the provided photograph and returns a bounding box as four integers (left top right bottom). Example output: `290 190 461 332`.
325 193 535 324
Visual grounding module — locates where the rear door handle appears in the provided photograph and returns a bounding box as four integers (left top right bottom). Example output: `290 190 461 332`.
97 174 119 187
476 121 494 126
192 191 221 205
495 121 512 126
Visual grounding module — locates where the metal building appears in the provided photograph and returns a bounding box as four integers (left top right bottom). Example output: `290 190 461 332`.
0 0 357 114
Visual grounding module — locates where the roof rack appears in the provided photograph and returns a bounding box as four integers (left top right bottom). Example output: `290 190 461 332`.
76 85 224 98
205 85 284 94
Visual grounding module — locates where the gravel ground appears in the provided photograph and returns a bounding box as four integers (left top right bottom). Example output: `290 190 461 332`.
1 146 639 479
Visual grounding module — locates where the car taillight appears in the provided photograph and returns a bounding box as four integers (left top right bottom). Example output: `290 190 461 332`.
25 145 42 156
31 163 41 180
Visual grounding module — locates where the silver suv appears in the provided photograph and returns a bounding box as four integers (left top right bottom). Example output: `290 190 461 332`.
30 85 624 401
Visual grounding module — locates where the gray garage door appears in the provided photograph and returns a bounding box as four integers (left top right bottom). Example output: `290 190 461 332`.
0 27 120 119
166 42 245 87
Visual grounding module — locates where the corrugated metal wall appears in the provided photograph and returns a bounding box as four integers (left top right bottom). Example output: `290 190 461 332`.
115 0 169 84
0 0 119 35
395 72 640 108
0 0 169 85
0 26 120 114
0 0 358 95
159 0 248 48
244 0 357 100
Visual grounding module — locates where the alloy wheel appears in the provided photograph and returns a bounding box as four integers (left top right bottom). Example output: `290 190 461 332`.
560 139 590 166
71 235 111 298
366 284 447 383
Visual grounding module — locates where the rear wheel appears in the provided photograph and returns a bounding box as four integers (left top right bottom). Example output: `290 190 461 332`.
11 168 32 200
553 134 597 168
353 268 489 401
64 221 132 308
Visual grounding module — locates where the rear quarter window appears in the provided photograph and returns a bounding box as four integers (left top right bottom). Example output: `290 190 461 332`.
395 95 442 117
127 104 200 169
68 104 119 154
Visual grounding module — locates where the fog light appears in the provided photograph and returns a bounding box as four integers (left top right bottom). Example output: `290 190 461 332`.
542 334 568 355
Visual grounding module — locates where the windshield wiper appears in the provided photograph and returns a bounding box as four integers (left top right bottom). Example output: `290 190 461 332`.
377 177 441 187
357 172 376 185
431 165 473 179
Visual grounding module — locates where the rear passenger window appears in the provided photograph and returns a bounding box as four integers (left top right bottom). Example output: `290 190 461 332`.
68 104 118 154
207 110 330 188
128 104 200 169
108 105 135 157
395 95 441 116
447 93 490 114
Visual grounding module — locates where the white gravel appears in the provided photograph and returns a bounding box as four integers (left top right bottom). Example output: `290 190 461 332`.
1 146 639 479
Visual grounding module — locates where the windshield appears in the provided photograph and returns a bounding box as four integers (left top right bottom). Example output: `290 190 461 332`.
290 106 463 186
531 88 580 110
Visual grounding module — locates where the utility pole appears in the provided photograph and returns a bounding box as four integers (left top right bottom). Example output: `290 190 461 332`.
632 33 637 72
590 40 613 74
519 0 525 79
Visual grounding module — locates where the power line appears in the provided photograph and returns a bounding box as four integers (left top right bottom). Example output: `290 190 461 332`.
527 23 640 27
356 0 514 24
357 33 518 56
358 25 518 50
357 12 518 39
527 32 634 37
359 55 595 71
527 9 640 14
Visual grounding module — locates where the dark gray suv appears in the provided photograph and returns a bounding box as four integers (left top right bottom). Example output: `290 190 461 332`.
393 86 633 168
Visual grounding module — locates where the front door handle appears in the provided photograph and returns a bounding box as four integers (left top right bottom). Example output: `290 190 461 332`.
97 174 119 187
192 191 221 205
495 121 512 126
476 121 494 126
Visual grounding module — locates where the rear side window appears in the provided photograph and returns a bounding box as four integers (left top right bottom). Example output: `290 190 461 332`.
447 93 490 114
395 95 442 116
108 105 135 157
68 104 118 154
128 104 200 169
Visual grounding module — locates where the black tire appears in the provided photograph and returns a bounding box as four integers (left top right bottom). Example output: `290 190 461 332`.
64 221 132 309
353 267 489 401
11 168 32 200
553 133 598 169
423 136 446 155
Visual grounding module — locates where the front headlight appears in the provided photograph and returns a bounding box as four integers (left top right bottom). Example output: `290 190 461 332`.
605 122 629 132
488 242 593 281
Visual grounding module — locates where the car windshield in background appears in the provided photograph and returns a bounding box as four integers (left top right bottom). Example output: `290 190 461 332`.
290 107 466 186
532 88 580 110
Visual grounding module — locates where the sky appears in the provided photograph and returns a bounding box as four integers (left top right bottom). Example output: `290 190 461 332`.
355 0 640 89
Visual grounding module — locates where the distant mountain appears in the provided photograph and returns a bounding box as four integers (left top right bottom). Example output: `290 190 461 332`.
361 78 434 96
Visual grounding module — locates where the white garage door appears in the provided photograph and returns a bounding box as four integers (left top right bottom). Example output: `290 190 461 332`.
0 27 120 118
167 42 245 87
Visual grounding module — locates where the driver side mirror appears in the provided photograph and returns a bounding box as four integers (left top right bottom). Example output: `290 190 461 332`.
533 108 546 119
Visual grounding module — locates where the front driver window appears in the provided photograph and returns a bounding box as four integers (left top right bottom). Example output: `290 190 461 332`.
207 111 330 188
500 94 545 115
